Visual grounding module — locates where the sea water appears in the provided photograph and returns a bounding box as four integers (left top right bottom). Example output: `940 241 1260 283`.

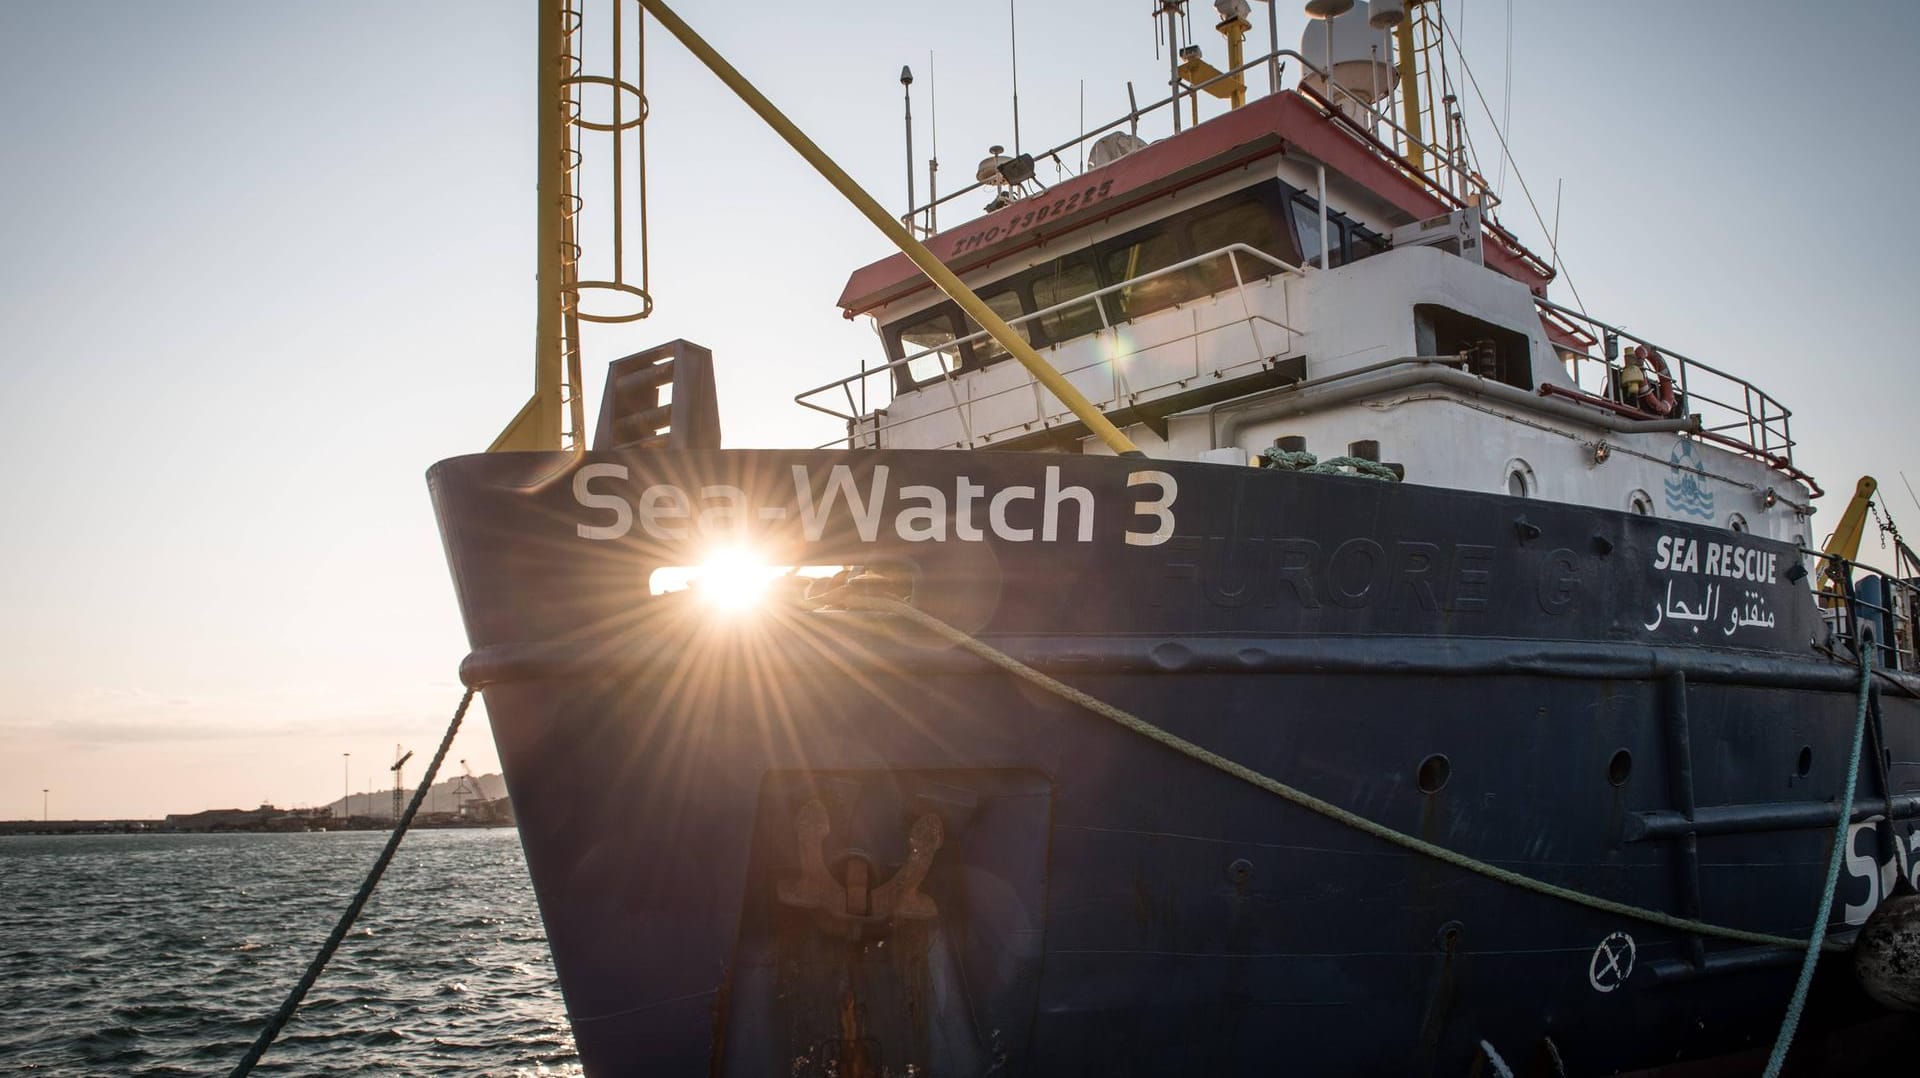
0 829 577 1075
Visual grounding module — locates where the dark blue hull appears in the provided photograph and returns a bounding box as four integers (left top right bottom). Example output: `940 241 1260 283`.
429 450 1920 1075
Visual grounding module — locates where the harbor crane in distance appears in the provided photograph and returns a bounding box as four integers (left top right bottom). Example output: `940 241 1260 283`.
453 759 487 819
390 746 414 822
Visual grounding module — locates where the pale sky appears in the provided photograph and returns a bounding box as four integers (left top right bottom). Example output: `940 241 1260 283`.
3 1 1917 819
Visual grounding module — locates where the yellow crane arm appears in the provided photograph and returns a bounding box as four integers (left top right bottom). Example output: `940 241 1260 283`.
1822 476 1879 565
636 0 1143 458
1817 475 1878 606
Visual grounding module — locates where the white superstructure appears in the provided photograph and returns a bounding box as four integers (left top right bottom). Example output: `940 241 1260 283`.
808 3 1817 547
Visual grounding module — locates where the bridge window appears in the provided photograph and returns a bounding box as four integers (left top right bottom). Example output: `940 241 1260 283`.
883 180 1332 387
1189 194 1285 294
894 307 964 387
1350 222 1390 260
1291 199 1336 268
964 287 1033 367
1290 194 1389 269
1031 254 1104 343
1100 224 1192 321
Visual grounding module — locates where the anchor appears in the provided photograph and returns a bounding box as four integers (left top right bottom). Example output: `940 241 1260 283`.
776 798 944 940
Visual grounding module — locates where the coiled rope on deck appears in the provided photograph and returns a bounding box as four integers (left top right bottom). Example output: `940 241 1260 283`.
1258 445 1401 481
1761 649 1872 1077
228 687 477 1078
822 592 1860 954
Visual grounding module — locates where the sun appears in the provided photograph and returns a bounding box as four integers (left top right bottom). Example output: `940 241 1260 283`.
692 546 779 612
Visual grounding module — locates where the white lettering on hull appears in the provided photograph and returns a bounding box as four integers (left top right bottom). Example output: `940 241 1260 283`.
1652 534 1778 584
572 463 1163 545
1844 817 1920 926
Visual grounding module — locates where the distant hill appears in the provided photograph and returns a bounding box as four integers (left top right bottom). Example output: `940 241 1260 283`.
324 771 507 819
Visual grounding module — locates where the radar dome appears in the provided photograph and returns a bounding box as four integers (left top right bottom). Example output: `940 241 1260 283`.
1087 132 1150 169
1299 0 1397 107
1368 0 1405 28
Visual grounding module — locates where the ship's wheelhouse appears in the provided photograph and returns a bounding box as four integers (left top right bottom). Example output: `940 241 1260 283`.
879 178 1394 394
807 86 1815 545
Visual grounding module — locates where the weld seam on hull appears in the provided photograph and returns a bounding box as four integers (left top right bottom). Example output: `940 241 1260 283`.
459 631 1900 694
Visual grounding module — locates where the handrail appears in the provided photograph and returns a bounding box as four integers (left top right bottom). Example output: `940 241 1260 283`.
810 311 1300 452
795 243 1302 422
906 47 1487 226
1804 548 1920 675
1535 295 1806 490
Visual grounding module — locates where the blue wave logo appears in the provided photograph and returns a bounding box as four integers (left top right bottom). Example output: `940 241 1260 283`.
1664 440 1714 519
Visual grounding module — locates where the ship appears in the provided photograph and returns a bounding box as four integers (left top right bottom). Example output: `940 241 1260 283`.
429 1 1920 1073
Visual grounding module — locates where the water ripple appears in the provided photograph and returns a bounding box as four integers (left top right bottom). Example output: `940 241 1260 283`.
0 830 580 1075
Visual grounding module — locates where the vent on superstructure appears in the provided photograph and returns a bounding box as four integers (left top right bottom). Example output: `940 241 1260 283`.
593 339 722 451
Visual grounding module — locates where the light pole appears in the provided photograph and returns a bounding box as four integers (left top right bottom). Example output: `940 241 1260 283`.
42 789 48 822
342 753 350 819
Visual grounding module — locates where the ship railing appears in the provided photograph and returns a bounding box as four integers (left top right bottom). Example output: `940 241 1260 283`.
795 244 1304 448
1802 548 1920 674
902 46 1500 247
1536 297 1817 496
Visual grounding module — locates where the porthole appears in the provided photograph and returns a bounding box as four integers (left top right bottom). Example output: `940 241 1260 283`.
1607 749 1633 787
1628 490 1653 516
1729 513 1748 533
1416 754 1451 794
1796 746 1813 777
1505 459 1534 498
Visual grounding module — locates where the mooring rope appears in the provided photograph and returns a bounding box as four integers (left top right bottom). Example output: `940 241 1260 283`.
227 687 476 1078
821 592 1860 954
1761 650 1872 1077
1258 446 1400 481
1477 1039 1516 1078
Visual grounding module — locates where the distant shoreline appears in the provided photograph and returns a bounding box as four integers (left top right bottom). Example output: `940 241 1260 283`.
0 818 515 836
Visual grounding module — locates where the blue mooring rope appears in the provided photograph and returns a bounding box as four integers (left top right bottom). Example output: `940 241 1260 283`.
1761 648 1873 1077
227 687 475 1078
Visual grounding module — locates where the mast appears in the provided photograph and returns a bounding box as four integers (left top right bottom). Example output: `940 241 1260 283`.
492 0 572 452
1394 8 1423 172
493 0 654 453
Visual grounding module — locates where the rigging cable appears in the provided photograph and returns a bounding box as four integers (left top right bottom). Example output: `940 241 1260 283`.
1009 0 1021 154
1496 0 1511 200
1435 13 1594 326
227 688 478 1078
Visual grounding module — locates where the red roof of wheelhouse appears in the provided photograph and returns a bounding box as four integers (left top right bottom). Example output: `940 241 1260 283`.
837 90 1557 320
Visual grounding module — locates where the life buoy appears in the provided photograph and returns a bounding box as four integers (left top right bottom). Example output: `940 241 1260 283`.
1630 344 1675 417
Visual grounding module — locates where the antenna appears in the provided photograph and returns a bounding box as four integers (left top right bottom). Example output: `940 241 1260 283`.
1263 0 1281 93
1550 177 1564 268
900 65 916 226
928 51 940 234
1009 0 1022 153
1157 1 1188 134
